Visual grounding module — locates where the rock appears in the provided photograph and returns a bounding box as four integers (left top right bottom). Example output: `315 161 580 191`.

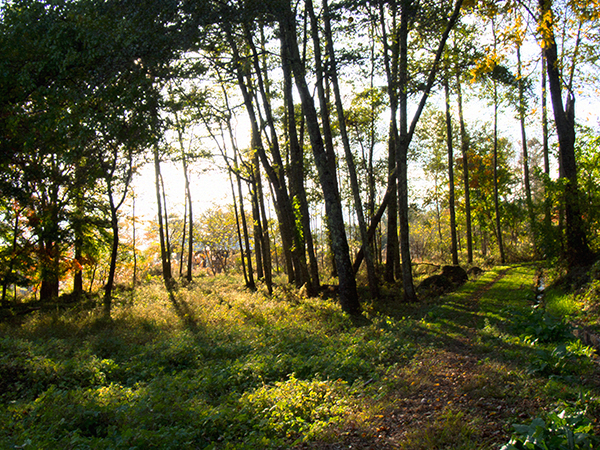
417 265 468 297
417 274 451 296
467 266 484 277
441 265 468 285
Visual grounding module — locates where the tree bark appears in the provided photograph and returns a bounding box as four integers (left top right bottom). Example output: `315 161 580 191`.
246 25 309 290
517 45 536 253
539 0 591 266
492 69 505 263
104 146 133 317
541 54 553 255
444 77 459 265
153 145 172 284
397 0 417 302
380 1 401 283
282 38 320 294
321 0 379 299
279 2 360 314
456 73 473 264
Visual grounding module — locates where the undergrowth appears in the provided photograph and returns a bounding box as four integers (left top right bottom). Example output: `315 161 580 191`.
0 264 598 449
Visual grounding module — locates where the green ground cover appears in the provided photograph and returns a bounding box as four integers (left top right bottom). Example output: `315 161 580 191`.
0 265 598 449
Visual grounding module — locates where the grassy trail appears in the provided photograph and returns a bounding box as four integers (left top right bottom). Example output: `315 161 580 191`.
306 264 599 449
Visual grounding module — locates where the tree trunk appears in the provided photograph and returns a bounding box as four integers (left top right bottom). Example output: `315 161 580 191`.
256 165 273 294
178 129 194 282
159 171 172 272
517 45 536 253
229 24 307 289
456 73 473 264
279 2 360 314
492 76 505 263
321 0 379 299
39 187 60 301
397 0 417 302
153 145 172 284
236 159 256 290
229 170 249 286
249 33 304 291
380 1 401 283
179 196 187 278
444 77 459 266
103 151 133 317
282 39 320 293
132 192 137 289
103 192 119 317
539 0 592 266
541 55 553 256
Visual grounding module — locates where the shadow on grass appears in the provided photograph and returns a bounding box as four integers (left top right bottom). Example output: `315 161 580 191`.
165 283 202 334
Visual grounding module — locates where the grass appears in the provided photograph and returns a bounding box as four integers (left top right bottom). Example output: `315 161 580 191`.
0 264 598 449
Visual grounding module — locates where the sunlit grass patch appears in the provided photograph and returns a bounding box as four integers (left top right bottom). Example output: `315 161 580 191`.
398 408 484 450
545 289 582 318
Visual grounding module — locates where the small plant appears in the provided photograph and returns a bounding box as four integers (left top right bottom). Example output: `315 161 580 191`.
501 408 599 450
527 341 594 377
519 309 572 345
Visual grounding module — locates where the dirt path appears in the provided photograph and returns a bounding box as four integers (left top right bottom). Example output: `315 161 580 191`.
297 267 541 449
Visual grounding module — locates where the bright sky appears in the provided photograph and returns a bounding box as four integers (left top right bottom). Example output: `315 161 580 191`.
128 160 232 233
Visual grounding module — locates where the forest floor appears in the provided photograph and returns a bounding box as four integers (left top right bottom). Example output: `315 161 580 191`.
298 264 600 449
1 263 599 449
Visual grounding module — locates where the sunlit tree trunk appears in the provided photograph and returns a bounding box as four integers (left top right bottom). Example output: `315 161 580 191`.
517 45 535 254
492 78 505 264
541 55 553 255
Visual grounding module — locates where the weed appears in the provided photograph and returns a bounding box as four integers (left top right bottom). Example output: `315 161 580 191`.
501 405 599 450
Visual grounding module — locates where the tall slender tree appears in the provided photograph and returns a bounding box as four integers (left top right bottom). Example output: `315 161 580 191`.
538 0 593 266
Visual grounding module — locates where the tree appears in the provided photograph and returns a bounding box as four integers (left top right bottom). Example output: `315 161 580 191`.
278 0 361 314
391 0 464 300
537 0 594 266
197 206 240 275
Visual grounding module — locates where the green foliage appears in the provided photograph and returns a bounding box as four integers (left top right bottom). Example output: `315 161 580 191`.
517 309 573 345
526 341 594 378
0 277 417 448
575 127 600 251
501 407 599 450
239 376 349 442
1 265 598 449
